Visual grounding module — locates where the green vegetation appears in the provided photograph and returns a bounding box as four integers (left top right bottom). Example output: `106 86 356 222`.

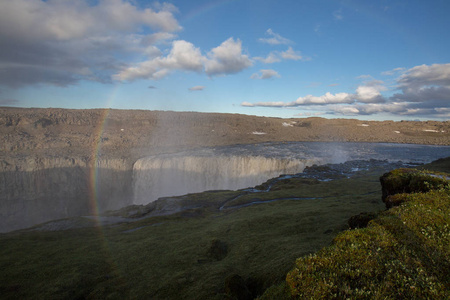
284 164 450 299
0 160 448 299
0 165 387 299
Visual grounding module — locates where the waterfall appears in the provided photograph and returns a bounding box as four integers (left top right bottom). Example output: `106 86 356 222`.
132 154 312 205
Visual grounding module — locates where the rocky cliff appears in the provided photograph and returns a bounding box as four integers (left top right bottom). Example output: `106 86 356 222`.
2 107 449 159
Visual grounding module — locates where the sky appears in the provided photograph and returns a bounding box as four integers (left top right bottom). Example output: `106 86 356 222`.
0 0 449 121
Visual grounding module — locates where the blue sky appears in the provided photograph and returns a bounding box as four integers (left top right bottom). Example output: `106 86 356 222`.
0 0 449 120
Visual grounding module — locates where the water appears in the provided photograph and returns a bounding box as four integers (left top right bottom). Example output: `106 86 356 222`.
133 142 450 205
2 142 448 232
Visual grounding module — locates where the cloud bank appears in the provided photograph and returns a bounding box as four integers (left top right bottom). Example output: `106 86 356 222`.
0 2 308 88
242 63 450 118
0 0 184 87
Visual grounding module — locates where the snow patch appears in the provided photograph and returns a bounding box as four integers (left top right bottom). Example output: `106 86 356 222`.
252 131 267 135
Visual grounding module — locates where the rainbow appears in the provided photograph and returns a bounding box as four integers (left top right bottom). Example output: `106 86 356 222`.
88 84 122 223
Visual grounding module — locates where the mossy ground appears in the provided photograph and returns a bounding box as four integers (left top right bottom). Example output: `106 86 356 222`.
283 164 450 299
0 166 389 299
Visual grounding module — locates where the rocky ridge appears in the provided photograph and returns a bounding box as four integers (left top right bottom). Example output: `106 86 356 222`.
1 107 449 164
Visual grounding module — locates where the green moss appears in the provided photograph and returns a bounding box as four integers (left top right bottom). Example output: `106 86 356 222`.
380 168 448 207
0 168 387 299
2 161 448 299
285 172 450 299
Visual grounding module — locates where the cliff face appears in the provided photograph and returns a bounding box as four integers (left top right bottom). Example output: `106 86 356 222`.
0 156 133 232
133 155 312 205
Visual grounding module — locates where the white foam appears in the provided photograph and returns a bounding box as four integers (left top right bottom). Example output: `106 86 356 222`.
133 155 310 205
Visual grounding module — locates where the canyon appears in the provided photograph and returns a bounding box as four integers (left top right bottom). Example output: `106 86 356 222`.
1 107 449 232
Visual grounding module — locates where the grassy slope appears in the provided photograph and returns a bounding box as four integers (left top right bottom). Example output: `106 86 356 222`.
0 167 388 299
278 161 450 299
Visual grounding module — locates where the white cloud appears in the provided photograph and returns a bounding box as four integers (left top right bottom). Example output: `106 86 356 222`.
141 32 177 45
381 67 406 76
254 52 281 64
392 63 450 104
161 40 204 71
242 64 450 119
241 102 255 107
204 38 252 76
0 0 182 87
292 92 354 106
241 92 354 107
189 86 205 91
114 40 204 81
355 80 387 103
330 106 360 115
255 47 309 64
281 47 307 61
114 37 253 81
258 29 292 45
397 63 450 89
241 79 386 108
0 0 181 41
295 112 324 117
250 69 280 80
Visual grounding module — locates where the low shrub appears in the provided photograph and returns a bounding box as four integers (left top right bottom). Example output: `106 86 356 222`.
380 168 448 207
285 171 450 299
